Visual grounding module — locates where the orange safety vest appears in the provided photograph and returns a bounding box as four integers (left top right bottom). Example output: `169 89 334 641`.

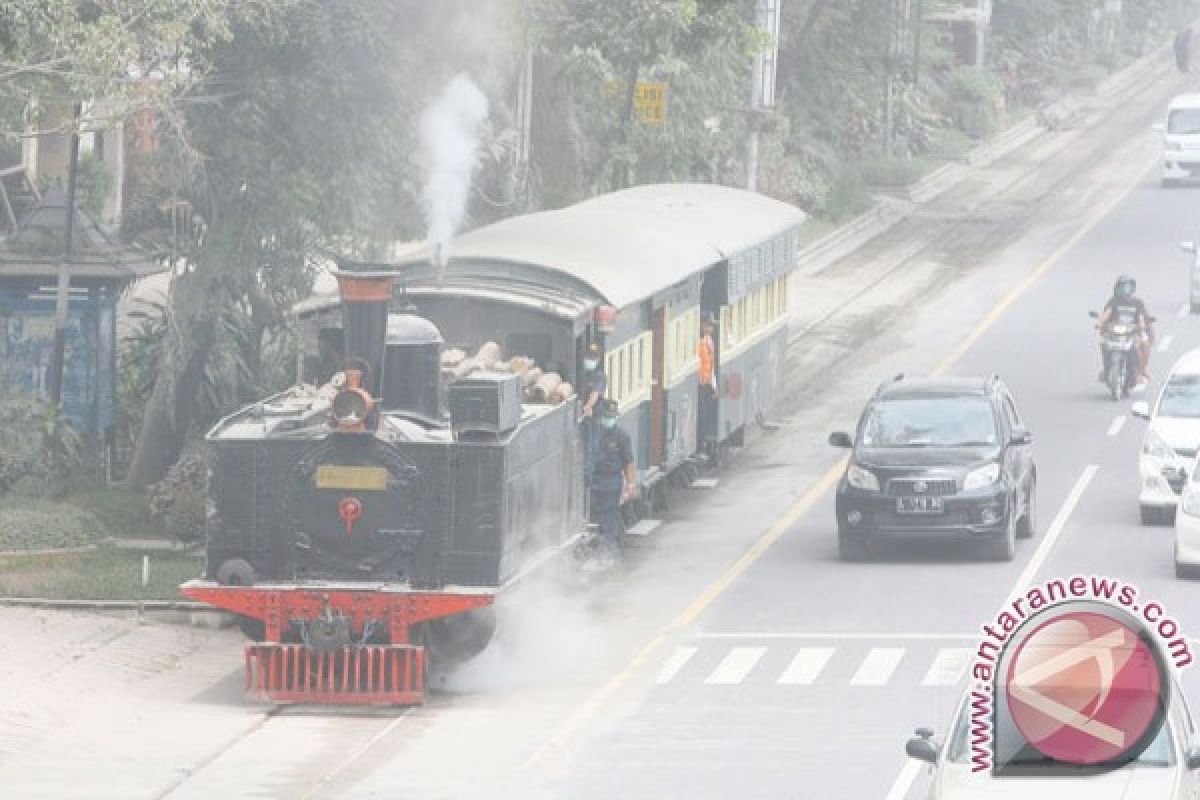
698 334 715 386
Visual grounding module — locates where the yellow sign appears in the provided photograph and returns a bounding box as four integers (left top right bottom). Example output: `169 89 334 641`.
634 82 668 125
315 465 388 491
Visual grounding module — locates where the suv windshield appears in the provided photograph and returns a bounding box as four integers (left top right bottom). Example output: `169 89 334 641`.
860 397 998 448
1169 108 1200 134
1159 375 1200 419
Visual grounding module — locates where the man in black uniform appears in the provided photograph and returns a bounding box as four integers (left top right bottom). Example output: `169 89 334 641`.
579 342 607 488
1096 275 1155 388
590 399 636 559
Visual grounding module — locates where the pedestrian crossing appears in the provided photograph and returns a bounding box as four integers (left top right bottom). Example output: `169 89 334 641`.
653 639 977 689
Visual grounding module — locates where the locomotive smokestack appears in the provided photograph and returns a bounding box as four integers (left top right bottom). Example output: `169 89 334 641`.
333 269 395 397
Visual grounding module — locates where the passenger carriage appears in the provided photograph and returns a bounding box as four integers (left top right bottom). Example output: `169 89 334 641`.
296 182 806 513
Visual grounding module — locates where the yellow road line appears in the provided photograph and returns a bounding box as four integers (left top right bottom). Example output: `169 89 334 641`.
522 151 1157 773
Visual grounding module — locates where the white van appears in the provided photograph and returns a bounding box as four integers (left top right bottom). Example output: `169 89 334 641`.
1158 94 1200 187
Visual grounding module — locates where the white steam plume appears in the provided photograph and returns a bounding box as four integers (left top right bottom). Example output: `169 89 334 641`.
420 75 489 267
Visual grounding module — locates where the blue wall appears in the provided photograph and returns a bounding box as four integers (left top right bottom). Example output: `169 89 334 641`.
0 283 115 433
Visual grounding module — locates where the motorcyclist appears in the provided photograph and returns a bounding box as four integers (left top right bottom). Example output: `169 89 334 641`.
1096 275 1155 388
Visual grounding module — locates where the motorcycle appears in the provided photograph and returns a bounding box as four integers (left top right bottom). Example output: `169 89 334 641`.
1089 310 1154 401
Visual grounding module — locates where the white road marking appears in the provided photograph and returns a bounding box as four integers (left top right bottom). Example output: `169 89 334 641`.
1107 415 1126 436
655 646 697 685
883 760 924 800
704 646 766 685
921 648 973 687
777 647 835 685
1005 464 1098 608
850 648 905 686
625 519 662 536
1158 334 1174 353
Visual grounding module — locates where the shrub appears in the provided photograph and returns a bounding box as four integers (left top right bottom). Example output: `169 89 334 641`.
857 157 933 188
0 499 107 552
0 396 96 498
147 454 208 543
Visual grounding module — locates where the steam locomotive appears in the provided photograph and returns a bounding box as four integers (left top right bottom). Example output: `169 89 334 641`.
181 269 584 705
183 183 806 706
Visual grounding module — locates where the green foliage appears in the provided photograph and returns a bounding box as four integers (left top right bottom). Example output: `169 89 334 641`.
529 0 757 192
857 157 935 189
0 545 203 601
0 395 96 498
0 0 247 138
75 152 113 218
66 488 161 541
0 499 106 551
147 454 207 543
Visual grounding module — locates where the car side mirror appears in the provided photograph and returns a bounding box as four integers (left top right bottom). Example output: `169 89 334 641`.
1187 746 1200 770
906 728 939 764
829 431 854 449
1154 122 1167 133
1131 401 1152 420
1011 429 1032 446
1184 241 1197 255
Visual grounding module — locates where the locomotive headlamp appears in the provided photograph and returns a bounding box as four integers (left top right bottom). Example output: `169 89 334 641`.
331 369 375 432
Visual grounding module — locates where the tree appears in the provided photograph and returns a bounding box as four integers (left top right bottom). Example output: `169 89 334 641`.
123 0 515 484
526 0 757 201
0 0 247 140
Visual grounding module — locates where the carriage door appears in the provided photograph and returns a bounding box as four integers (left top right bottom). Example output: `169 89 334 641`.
650 307 666 466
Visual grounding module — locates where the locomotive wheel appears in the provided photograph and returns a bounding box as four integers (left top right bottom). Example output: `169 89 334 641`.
423 607 497 666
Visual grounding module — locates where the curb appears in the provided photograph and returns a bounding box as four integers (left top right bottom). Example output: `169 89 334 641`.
0 544 98 559
0 596 237 629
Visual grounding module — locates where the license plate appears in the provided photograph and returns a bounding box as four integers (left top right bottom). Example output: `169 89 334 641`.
315 465 388 491
897 496 944 514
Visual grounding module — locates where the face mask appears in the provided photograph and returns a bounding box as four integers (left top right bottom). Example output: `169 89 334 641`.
601 416 617 429
584 358 598 371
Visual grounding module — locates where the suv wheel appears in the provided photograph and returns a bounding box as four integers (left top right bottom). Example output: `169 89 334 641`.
985 506 1017 562
1017 481 1036 540
838 528 869 562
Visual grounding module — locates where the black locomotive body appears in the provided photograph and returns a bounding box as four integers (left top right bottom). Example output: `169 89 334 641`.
184 269 584 704
205 375 582 591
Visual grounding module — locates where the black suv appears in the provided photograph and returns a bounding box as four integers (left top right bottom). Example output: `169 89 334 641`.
828 374 1036 562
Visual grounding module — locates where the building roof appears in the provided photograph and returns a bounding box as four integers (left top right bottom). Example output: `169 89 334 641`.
393 183 807 308
0 188 164 282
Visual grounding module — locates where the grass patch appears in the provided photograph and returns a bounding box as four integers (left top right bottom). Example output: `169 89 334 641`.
64 487 163 540
0 498 107 551
0 544 204 601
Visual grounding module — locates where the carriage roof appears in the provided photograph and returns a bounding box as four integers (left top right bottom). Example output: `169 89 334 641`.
397 183 807 309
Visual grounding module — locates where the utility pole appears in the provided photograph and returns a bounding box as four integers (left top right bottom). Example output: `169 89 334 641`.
913 0 924 89
48 101 82 408
747 0 782 191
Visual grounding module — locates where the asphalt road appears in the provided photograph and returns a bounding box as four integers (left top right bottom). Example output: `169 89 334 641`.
3 67 1200 800
547 130 1200 799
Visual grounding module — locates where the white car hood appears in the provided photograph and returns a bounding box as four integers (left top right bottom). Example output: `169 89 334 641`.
1148 417 1200 453
936 762 1178 799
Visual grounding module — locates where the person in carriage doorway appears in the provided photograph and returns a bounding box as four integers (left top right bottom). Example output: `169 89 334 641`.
579 341 607 488
697 315 719 461
590 399 636 561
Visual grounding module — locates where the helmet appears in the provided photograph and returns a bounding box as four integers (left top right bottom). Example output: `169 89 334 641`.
1114 275 1136 297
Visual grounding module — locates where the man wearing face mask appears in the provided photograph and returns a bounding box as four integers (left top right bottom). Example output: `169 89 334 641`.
590 399 636 560
579 342 607 488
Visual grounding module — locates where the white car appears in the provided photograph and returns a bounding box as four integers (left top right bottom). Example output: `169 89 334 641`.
1157 93 1200 187
1132 350 1200 525
906 679 1200 799
1175 457 1200 579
